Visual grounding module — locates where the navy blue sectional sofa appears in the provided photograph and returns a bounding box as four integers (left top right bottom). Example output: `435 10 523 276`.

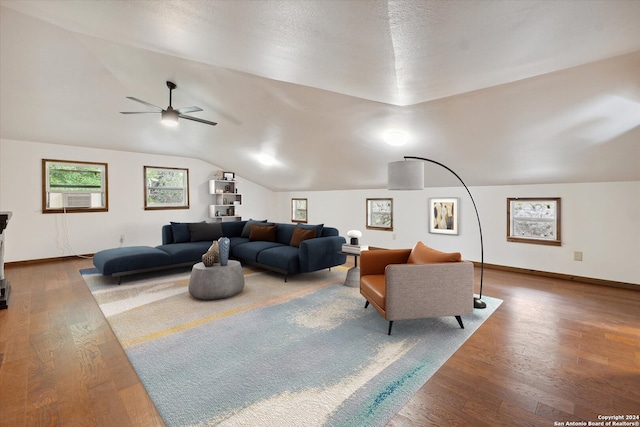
93 220 346 281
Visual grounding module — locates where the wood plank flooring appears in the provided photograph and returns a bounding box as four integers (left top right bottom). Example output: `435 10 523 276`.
0 259 163 427
1 258 639 426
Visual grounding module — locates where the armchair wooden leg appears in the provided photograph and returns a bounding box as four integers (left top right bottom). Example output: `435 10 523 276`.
455 315 464 329
388 321 393 335
364 301 369 308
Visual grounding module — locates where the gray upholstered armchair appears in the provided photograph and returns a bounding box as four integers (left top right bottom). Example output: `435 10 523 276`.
359 245 474 335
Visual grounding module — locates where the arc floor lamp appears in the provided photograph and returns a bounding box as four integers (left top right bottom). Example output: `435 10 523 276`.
388 156 486 309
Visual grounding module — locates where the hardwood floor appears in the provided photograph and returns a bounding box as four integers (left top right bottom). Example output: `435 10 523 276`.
0 259 164 427
1 258 638 426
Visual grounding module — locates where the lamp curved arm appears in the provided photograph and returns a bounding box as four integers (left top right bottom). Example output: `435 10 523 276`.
403 156 485 308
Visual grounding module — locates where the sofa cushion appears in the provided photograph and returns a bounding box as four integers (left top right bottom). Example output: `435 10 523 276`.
189 222 223 242
290 226 316 247
256 246 301 274
221 221 246 238
156 242 211 264
407 241 461 264
94 246 171 276
170 222 193 243
241 219 270 238
297 223 324 238
360 274 386 311
232 241 283 263
274 223 296 245
320 226 339 237
249 224 277 242
228 236 249 251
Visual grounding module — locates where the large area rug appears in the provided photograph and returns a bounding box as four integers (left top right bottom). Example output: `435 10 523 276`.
81 266 502 427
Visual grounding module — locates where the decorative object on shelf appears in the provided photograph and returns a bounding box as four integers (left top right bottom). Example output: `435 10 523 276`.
218 237 230 266
202 241 220 267
223 171 235 180
388 156 486 309
347 229 362 245
429 198 459 235
213 169 224 180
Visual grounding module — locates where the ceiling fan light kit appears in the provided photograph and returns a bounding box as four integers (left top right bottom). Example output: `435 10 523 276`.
121 81 217 127
161 107 179 126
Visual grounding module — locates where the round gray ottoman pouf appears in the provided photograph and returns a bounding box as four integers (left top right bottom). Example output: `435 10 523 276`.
188 260 245 300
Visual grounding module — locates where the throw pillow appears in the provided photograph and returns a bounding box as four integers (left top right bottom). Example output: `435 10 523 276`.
249 224 277 242
290 226 316 247
170 221 196 243
407 241 462 264
297 223 324 238
241 219 269 238
188 222 223 242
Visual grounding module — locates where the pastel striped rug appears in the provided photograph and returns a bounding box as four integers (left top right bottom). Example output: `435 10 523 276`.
82 266 501 426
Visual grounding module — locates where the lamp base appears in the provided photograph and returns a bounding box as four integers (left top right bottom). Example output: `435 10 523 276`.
474 297 487 309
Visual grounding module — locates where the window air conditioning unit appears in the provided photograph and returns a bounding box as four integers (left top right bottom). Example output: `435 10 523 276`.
63 193 92 208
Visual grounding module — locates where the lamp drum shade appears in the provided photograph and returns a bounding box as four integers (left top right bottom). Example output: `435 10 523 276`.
388 160 424 190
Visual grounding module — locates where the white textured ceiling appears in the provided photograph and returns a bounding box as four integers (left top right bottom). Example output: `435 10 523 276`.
1 0 640 191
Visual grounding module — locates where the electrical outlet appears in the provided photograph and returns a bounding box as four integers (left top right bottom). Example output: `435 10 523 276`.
574 251 583 261
392 233 396 240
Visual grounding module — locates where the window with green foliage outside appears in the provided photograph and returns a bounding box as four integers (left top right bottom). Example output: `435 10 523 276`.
42 159 108 213
144 166 190 210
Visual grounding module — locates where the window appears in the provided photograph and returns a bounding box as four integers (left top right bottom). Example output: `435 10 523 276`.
507 198 561 246
291 198 308 223
42 159 108 213
144 166 189 210
366 198 393 231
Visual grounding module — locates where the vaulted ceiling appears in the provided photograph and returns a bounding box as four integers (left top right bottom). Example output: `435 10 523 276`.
1 0 639 191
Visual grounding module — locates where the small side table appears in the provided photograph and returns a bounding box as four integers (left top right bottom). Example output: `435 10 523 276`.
188 260 245 300
340 252 360 287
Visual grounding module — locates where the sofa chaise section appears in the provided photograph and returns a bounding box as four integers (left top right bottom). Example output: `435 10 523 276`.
93 246 172 276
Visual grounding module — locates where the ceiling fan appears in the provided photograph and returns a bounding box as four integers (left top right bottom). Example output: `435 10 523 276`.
120 81 217 127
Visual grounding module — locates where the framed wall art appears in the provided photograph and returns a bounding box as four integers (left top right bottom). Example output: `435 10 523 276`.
507 197 561 246
291 198 308 223
429 198 458 235
366 198 393 231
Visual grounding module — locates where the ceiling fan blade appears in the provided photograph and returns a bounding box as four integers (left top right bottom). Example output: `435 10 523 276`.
126 97 163 111
178 114 218 126
176 106 202 114
120 111 161 114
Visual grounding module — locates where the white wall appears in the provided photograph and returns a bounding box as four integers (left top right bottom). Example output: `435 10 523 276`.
274 182 640 285
2 138 638 285
0 138 275 262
